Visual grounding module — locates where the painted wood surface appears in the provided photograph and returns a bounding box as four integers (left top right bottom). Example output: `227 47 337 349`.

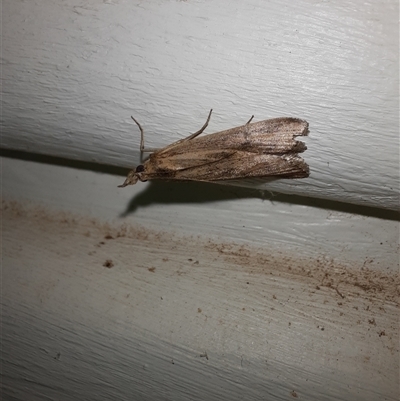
2 157 399 400
2 0 399 210
2 0 399 399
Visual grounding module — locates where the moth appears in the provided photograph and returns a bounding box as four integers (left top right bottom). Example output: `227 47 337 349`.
119 109 309 187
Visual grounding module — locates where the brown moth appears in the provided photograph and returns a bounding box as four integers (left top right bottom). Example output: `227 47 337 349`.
119 109 309 187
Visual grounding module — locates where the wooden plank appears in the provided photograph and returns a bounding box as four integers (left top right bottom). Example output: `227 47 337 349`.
2 0 398 209
3 200 399 401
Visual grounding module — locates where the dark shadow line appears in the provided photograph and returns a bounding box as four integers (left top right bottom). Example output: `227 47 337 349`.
2 148 399 221
0 148 127 176
120 180 399 221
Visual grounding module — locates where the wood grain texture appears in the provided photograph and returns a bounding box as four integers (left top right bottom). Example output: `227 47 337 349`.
1 0 399 209
3 201 399 401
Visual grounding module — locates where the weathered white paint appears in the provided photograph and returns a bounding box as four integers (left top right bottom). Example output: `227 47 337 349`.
2 0 399 400
2 0 399 210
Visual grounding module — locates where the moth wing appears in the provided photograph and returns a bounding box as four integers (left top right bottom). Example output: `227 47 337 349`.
154 117 309 157
174 151 309 181
239 117 309 154
151 149 237 171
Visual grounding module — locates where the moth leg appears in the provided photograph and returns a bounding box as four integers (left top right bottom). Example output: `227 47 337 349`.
246 115 254 125
131 116 161 154
182 109 213 142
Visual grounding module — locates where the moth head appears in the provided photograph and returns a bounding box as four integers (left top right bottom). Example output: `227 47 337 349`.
118 164 147 187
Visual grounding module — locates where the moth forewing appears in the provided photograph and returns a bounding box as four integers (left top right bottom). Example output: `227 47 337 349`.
155 118 308 157
118 112 309 187
151 149 237 171
166 153 309 181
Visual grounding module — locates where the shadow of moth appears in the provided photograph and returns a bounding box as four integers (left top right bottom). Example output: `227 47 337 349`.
119 110 309 187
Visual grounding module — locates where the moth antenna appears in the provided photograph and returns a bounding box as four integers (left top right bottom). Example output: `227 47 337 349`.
131 116 145 152
184 109 213 141
246 115 254 125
